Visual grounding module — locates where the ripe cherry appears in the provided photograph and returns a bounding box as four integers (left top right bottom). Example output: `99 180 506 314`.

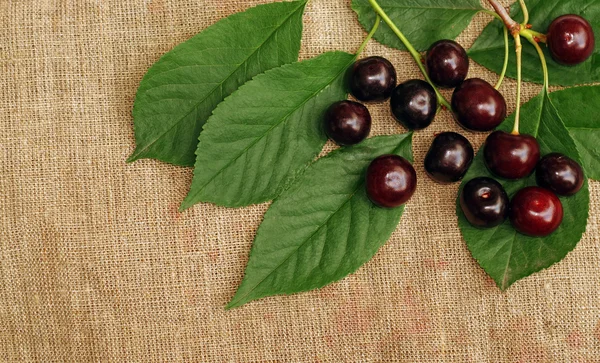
366 155 417 208
390 80 437 130
547 15 595 66
451 78 507 131
509 187 563 237
483 131 540 180
460 177 509 228
324 100 371 146
349 56 397 102
536 153 584 196
426 39 469 88
424 132 474 184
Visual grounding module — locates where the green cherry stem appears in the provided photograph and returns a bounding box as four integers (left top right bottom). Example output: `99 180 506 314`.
367 0 452 110
488 0 527 135
522 29 547 43
496 26 510 90
512 33 523 135
481 10 510 90
518 0 529 25
522 32 550 91
356 15 381 56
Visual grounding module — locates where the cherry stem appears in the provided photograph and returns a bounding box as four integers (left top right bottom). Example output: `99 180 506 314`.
367 0 452 110
356 15 380 56
524 29 547 43
522 32 550 91
518 0 529 25
513 33 523 135
495 26 509 90
481 10 509 90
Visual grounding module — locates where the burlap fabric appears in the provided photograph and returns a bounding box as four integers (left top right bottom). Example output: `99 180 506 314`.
1 0 599 361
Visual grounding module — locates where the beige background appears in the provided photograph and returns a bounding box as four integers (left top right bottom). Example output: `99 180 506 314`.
1 0 599 361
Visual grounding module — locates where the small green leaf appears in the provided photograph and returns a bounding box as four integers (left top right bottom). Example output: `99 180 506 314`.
181 52 356 209
457 90 590 290
549 85 600 180
129 0 307 166
351 0 483 51
227 133 413 309
469 0 600 86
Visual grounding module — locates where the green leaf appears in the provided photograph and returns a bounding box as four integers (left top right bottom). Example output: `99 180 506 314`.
469 0 600 86
549 85 600 179
129 0 307 166
227 133 413 309
351 0 483 51
457 90 590 290
181 52 356 209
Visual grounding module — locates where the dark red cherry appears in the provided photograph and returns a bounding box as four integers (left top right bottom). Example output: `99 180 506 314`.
509 187 563 237
536 153 584 196
547 15 595 66
483 131 540 180
349 56 397 102
460 177 509 228
366 155 417 208
426 39 469 88
451 78 507 131
424 132 474 183
390 80 438 130
324 100 371 146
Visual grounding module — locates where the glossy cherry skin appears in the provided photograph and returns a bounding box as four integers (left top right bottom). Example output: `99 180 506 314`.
366 155 417 208
460 177 509 228
547 15 595 66
451 78 507 132
483 131 540 180
426 39 469 88
536 153 584 196
424 132 474 183
390 80 438 130
509 186 564 237
349 56 397 102
324 101 372 146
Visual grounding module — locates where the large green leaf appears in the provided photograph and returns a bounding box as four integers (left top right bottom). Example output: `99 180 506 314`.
128 0 307 166
457 90 590 290
469 0 600 86
550 85 600 180
226 134 413 309
351 0 483 51
181 52 356 209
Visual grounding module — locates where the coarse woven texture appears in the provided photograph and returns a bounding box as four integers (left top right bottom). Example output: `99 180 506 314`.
1 0 599 361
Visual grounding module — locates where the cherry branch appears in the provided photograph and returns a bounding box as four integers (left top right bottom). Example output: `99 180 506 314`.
487 0 520 35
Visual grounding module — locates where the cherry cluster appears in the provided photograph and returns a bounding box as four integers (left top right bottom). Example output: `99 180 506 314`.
323 13 593 237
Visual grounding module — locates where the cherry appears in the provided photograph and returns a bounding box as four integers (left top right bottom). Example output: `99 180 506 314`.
509 187 563 237
451 78 507 132
426 39 469 88
483 131 540 180
390 80 437 130
366 155 417 208
547 15 595 66
324 101 371 146
460 177 509 228
536 153 584 196
349 56 397 102
424 132 474 183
